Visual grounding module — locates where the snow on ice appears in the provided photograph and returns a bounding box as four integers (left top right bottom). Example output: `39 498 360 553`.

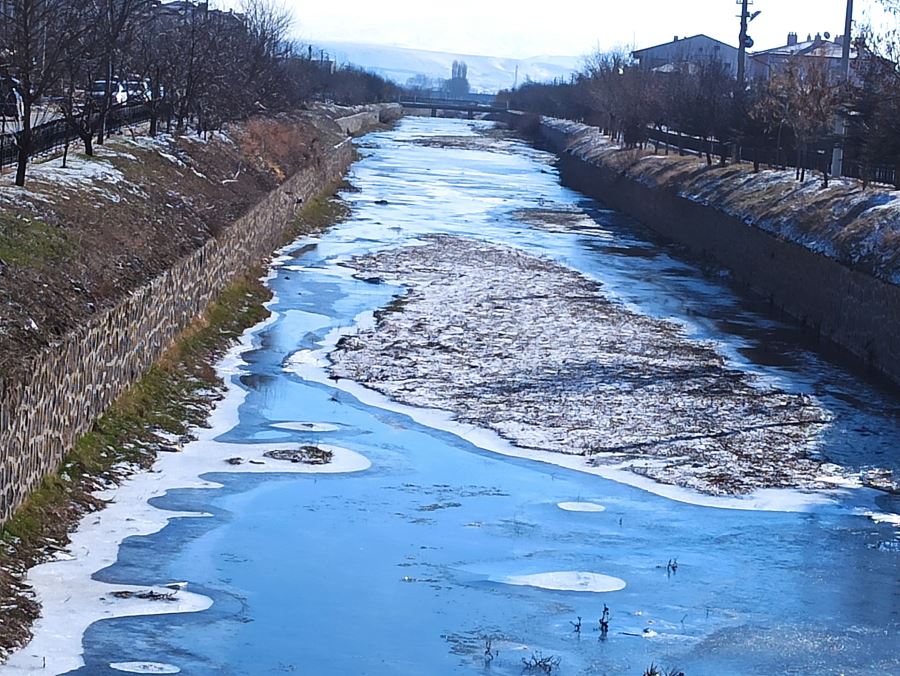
329 235 839 496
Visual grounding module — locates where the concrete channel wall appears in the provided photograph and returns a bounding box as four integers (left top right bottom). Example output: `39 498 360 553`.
526 114 900 388
335 104 403 135
0 110 390 524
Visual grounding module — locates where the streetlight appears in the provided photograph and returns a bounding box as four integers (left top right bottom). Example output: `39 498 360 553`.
736 0 761 92
734 0 760 161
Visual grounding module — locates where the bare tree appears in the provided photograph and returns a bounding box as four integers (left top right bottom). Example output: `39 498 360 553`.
0 0 85 185
87 0 152 144
236 0 293 108
125 8 176 136
446 59 469 98
581 49 630 138
846 29 900 187
669 59 735 165
767 56 842 185
58 40 99 158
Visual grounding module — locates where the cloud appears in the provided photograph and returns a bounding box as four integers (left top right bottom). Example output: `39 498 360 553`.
287 0 888 59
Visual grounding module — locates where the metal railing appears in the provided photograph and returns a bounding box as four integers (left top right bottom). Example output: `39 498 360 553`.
0 103 151 171
842 161 897 187
644 127 897 188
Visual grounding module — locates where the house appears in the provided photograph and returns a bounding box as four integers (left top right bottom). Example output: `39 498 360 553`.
631 35 739 75
155 0 244 29
750 32 858 81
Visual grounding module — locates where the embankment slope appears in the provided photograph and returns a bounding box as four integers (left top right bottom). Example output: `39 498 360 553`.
0 103 399 524
524 116 900 387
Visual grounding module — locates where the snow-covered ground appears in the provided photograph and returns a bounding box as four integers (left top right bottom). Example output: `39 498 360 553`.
329 235 840 496
542 118 900 286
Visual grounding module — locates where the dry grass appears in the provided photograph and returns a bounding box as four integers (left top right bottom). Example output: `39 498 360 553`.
0 111 345 373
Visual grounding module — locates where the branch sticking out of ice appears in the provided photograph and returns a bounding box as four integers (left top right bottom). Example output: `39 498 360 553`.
503 571 626 593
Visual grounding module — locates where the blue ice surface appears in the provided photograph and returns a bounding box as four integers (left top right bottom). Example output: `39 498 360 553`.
71 117 900 675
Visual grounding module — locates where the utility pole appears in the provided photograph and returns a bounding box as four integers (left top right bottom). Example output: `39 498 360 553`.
840 0 854 76
736 0 750 92
734 0 757 161
830 0 854 178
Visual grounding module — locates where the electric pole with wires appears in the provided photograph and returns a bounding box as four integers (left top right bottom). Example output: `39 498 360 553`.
734 0 759 162
830 0 854 178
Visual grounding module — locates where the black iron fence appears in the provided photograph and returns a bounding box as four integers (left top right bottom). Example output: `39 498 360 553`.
0 103 151 171
644 126 897 188
842 160 897 187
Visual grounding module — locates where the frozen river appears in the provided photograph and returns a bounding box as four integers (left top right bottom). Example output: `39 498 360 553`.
7 117 900 675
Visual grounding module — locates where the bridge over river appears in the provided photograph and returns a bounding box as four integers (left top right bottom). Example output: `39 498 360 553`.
398 97 509 117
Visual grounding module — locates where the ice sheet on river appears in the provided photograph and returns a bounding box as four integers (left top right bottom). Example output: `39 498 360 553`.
329 235 839 496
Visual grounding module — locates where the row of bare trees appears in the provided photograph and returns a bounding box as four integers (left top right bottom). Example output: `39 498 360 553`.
500 32 900 189
0 0 398 186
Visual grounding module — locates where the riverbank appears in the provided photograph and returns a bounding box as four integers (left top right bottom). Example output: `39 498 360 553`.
0 272 269 663
6 115 897 676
514 115 900 388
0 103 396 661
0 104 400 529
0 103 398 369
0 185 354 664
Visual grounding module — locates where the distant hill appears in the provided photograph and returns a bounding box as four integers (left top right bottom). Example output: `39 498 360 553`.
311 41 581 93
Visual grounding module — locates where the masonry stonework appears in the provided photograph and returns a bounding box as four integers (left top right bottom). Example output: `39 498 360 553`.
335 104 403 135
529 115 900 389
0 134 357 524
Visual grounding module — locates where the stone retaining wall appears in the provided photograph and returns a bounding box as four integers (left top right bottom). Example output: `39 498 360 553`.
525 114 900 388
335 104 402 135
0 124 364 524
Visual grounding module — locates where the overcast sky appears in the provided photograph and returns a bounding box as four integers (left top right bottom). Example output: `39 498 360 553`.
288 0 893 59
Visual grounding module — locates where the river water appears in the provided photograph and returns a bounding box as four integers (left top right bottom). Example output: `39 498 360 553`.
15 118 900 675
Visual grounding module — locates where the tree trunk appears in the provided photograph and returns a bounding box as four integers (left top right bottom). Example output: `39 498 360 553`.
776 123 784 169
101 55 114 145
149 67 161 137
97 110 107 144
15 136 28 186
14 99 32 187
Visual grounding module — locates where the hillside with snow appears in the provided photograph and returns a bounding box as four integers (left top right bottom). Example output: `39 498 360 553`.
312 41 580 93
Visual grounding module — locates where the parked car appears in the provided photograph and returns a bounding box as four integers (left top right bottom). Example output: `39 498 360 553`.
90 80 128 106
0 78 23 120
123 79 152 103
